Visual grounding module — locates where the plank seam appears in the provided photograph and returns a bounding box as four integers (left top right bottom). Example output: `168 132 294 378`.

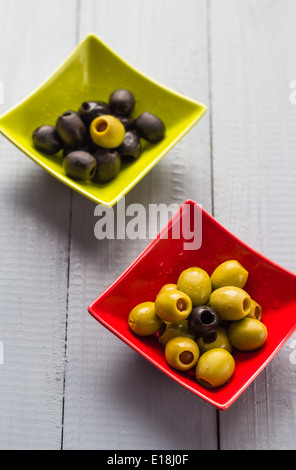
61 0 81 450
61 189 73 450
206 0 220 450
206 0 215 219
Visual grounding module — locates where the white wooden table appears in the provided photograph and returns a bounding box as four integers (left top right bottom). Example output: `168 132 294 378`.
1 0 296 450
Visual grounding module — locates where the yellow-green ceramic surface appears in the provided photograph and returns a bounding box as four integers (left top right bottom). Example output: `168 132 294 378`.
0 34 207 207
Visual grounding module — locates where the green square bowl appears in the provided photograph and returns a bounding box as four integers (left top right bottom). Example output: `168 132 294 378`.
0 34 207 207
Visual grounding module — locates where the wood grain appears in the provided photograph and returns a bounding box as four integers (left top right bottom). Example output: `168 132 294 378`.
0 0 77 450
210 0 296 450
62 0 216 450
1 0 296 451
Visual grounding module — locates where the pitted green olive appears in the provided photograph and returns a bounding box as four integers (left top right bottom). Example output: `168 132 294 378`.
155 290 192 322
177 267 212 306
209 286 252 321
157 284 178 296
128 302 163 336
228 318 267 351
165 336 200 371
211 260 249 290
159 320 195 346
246 299 262 321
195 348 235 388
90 115 125 148
196 327 232 355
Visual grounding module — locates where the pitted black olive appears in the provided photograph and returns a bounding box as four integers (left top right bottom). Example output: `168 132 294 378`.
32 125 64 155
63 150 97 181
109 89 135 116
118 131 141 160
188 305 220 337
134 111 165 142
56 110 87 148
79 101 111 126
93 148 121 183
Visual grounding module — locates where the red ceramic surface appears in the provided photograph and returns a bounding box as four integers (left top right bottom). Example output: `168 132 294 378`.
88 200 296 410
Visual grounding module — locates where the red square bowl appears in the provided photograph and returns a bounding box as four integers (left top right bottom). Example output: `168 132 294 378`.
88 200 296 410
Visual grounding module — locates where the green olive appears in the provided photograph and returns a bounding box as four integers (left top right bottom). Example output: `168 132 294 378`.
157 283 178 296
177 267 212 306
246 299 262 321
195 348 235 388
165 336 200 371
155 290 192 322
211 260 248 290
196 327 232 355
128 302 163 336
159 320 195 346
90 115 125 148
209 286 252 321
228 318 267 351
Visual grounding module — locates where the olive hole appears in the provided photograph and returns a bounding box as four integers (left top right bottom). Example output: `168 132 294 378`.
255 306 261 319
89 167 96 179
176 298 187 312
201 310 215 325
197 378 213 388
243 297 251 312
203 331 217 344
96 120 108 133
179 351 194 364
158 323 166 338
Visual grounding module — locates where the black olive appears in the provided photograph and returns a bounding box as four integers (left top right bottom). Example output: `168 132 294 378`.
56 110 87 148
188 306 220 337
63 144 77 159
118 131 141 160
134 111 165 142
79 101 110 126
109 89 135 116
63 151 97 181
32 125 64 155
63 138 100 159
112 114 134 131
93 149 121 183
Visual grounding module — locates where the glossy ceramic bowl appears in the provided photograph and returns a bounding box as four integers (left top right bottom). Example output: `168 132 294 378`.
88 200 296 410
0 34 207 207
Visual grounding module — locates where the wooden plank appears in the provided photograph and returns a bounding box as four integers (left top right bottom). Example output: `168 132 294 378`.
63 0 216 450
0 0 77 450
210 0 296 450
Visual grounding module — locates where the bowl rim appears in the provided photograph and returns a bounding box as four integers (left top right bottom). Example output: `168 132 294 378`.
88 199 296 409
0 34 207 207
